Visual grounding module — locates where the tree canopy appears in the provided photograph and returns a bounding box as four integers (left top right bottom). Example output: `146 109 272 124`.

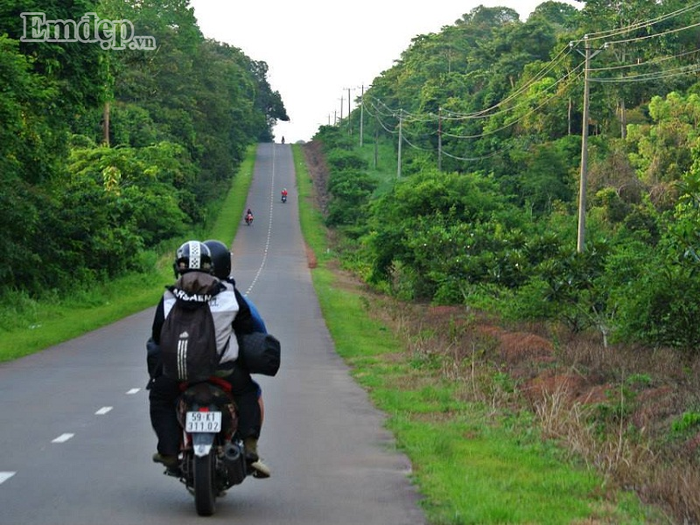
0 0 288 295
316 1 700 353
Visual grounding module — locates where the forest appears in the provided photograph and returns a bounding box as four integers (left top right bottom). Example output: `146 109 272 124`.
0 0 287 297
313 0 700 355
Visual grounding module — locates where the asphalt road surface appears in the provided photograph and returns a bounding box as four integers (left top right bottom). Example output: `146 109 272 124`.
0 143 426 524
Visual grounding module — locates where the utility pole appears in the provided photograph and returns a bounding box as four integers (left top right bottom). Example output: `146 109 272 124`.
347 87 352 135
397 110 403 179
577 36 591 253
575 35 606 253
339 95 344 121
359 84 365 147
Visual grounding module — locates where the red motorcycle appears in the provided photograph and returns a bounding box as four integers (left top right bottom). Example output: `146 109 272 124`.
245 212 253 226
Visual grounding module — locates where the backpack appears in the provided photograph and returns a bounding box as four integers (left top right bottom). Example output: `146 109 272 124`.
160 273 222 383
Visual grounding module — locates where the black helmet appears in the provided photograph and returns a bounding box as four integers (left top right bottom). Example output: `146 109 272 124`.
174 240 212 275
203 239 231 280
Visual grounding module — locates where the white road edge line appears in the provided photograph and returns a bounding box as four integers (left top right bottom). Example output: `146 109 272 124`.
95 406 113 415
52 433 74 443
0 472 16 485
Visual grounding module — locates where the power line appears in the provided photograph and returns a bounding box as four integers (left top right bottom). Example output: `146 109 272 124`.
572 1 700 43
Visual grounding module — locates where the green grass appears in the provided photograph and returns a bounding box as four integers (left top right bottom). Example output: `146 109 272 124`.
208 144 256 244
392 416 604 524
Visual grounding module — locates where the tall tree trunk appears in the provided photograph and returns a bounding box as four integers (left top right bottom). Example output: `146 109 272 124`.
103 100 110 147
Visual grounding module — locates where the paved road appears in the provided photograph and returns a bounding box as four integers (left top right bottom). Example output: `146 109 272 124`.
0 143 426 524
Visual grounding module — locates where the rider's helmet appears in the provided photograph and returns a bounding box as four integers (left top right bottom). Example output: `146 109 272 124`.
203 239 231 280
173 240 212 276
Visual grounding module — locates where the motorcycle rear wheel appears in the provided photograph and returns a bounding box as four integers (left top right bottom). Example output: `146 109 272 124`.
193 453 216 516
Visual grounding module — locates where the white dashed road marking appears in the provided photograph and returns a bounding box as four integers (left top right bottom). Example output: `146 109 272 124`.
245 144 277 296
3 383 142 489
0 472 15 485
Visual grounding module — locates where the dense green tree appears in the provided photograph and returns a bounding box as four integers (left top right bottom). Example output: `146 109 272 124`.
0 0 287 297
318 1 700 353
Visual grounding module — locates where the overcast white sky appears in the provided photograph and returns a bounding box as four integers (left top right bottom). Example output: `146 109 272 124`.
189 0 579 143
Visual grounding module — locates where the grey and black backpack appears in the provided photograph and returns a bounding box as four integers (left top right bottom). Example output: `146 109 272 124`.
160 273 222 383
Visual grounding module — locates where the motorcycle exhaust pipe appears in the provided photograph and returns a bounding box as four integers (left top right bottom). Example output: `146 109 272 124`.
223 442 247 484
223 442 242 462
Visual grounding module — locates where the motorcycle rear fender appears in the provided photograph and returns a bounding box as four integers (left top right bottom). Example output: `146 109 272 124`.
192 432 216 457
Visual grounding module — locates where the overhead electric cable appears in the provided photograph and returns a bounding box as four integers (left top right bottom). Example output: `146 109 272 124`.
589 47 700 72
441 69 584 139
604 20 700 47
573 2 700 43
591 64 700 83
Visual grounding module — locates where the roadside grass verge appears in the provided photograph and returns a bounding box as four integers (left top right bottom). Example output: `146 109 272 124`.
294 144 664 524
207 144 256 244
0 145 256 363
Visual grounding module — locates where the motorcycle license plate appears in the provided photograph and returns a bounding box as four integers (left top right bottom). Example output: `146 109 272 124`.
185 411 222 433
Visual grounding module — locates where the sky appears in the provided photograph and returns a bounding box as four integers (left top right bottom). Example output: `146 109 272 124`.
188 0 579 143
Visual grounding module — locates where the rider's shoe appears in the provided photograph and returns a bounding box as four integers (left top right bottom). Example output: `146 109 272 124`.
250 459 271 479
244 437 271 479
153 452 181 476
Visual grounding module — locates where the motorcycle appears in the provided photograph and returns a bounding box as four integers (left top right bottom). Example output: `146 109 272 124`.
281 194 287 203
171 380 249 516
245 213 253 226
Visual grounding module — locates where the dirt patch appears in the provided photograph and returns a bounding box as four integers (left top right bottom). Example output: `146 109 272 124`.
305 242 317 269
302 141 331 215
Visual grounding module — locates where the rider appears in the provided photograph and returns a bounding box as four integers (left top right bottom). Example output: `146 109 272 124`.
281 188 288 201
245 208 253 223
147 240 271 478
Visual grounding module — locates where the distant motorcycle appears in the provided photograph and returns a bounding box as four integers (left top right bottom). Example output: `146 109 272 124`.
169 380 250 516
245 213 253 226
281 194 287 203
